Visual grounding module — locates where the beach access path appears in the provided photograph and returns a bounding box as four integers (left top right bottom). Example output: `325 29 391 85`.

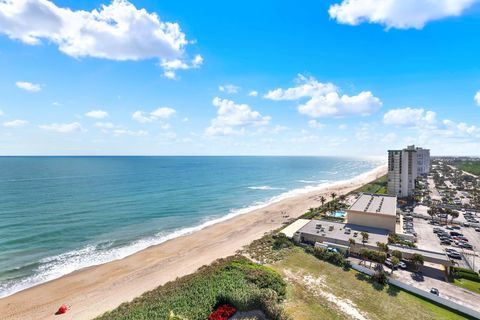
0 165 387 320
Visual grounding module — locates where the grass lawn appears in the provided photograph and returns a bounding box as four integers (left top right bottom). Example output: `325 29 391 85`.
354 174 388 195
271 248 470 320
452 278 480 294
455 161 480 176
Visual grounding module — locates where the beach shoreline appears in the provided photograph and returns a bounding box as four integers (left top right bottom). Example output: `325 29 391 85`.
0 164 387 320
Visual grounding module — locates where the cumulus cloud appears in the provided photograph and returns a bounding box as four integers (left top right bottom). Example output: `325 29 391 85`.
475 91 480 106
85 110 109 119
160 54 203 79
265 74 382 118
383 107 437 127
205 97 271 136
248 90 258 97
3 119 29 127
328 0 476 30
0 110 3 116
16 81 41 92
219 84 240 94
0 0 200 74
39 122 85 133
132 107 176 123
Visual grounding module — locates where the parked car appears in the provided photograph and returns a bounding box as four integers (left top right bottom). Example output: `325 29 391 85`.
459 242 473 249
385 259 395 269
447 252 462 259
430 288 439 296
450 231 463 236
475 228 480 232
398 261 407 269
440 240 451 245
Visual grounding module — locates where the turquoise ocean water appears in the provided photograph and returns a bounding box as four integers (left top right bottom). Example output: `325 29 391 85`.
0 156 383 297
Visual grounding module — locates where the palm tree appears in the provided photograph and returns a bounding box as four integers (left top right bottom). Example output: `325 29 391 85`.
331 192 337 201
320 196 326 207
390 256 400 275
376 242 389 254
391 250 402 261
411 253 424 272
361 231 369 245
339 194 347 203
360 248 369 266
348 238 356 253
449 210 459 223
444 208 452 225
427 207 436 223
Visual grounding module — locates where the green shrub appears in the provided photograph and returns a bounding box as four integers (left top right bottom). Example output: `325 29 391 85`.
96 256 288 320
272 233 294 251
453 267 479 276
311 247 351 269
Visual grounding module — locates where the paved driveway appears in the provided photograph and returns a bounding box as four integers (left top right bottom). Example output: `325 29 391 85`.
392 263 480 312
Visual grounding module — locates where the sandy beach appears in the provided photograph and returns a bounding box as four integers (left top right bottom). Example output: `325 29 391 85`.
0 165 387 320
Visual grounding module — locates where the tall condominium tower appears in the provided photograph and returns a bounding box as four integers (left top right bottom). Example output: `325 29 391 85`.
416 147 431 176
387 145 423 197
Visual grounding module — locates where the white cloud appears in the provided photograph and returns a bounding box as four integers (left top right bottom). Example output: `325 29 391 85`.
0 110 3 116
0 0 200 74
475 91 480 106
265 75 336 101
95 122 115 129
39 122 85 133
132 107 176 123
113 129 148 137
85 110 109 119
383 107 437 127
265 74 382 118
16 81 41 92
219 84 240 94
160 54 203 79
248 90 258 97
52 102 61 107
3 119 28 127
205 97 271 136
328 0 476 30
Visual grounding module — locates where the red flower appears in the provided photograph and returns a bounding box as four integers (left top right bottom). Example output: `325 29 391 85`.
208 304 237 320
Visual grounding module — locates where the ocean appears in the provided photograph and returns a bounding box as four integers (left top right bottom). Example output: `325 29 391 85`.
0 156 384 297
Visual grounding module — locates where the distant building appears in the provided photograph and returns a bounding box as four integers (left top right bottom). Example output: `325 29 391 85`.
387 145 430 197
416 147 431 176
345 193 398 232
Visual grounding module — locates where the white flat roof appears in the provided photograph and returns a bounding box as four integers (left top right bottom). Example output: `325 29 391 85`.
280 219 310 238
348 193 397 216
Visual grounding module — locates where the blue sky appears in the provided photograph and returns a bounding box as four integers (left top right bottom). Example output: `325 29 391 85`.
0 0 480 156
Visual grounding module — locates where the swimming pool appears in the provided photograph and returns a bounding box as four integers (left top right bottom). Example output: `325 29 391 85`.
332 211 346 218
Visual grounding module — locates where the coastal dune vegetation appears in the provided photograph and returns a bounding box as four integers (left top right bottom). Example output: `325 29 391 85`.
97 228 472 320
96 256 288 320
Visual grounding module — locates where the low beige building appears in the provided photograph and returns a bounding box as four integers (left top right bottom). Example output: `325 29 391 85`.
346 193 397 233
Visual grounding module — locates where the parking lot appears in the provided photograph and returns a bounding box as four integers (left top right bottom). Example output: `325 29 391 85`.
414 217 480 270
